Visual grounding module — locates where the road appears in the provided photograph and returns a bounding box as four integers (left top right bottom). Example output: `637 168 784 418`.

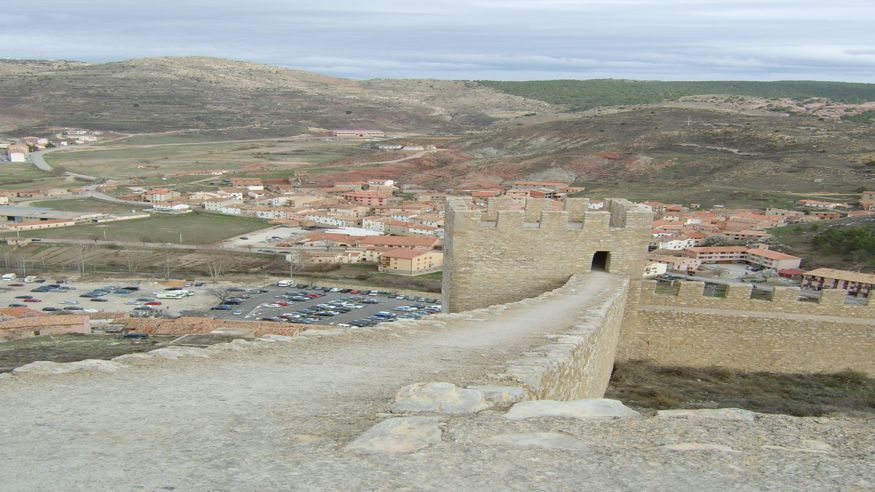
29 148 98 181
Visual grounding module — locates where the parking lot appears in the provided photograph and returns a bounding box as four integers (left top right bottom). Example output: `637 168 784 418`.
210 282 442 327
0 278 219 316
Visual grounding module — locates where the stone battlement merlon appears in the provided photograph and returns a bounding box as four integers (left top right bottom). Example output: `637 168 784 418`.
637 280 875 318
446 197 651 233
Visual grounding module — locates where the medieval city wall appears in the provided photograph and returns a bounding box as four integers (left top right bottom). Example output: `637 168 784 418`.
503 275 630 399
618 281 875 375
442 195 874 378
442 197 652 313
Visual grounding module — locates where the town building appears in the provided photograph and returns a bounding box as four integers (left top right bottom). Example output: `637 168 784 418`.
802 268 875 297
378 249 443 275
143 189 181 203
7 144 28 163
683 246 801 270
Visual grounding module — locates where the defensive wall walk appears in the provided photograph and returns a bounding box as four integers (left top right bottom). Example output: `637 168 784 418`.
0 272 628 490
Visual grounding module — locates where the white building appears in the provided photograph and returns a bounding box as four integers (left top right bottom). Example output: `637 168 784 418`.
655 236 698 251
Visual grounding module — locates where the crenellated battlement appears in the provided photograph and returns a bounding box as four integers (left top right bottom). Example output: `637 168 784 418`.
448 197 651 233
635 279 875 318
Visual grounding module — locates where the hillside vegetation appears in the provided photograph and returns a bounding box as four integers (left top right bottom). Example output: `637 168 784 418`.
772 216 875 271
0 57 555 134
478 79 875 111
447 107 875 206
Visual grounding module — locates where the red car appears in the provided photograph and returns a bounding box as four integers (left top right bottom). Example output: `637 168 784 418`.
8 283 24 287
144 301 162 306
350 289 361 294
306 293 323 299
23 298 41 303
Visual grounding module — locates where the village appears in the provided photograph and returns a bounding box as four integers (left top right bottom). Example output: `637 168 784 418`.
2 127 875 348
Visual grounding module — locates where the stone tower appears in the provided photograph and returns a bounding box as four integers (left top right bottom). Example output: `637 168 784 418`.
442 197 653 313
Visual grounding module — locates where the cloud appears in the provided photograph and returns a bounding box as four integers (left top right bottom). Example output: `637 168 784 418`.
0 0 873 81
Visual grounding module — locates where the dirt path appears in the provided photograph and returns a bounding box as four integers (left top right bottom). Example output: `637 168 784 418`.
0 273 620 490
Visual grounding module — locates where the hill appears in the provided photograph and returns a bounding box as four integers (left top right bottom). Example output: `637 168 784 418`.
0 57 555 134
444 106 875 206
478 79 875 112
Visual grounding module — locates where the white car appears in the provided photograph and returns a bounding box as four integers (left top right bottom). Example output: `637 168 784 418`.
82 308 99 313
60 300 79 305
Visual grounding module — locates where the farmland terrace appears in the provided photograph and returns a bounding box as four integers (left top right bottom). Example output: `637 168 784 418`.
1 272 872 490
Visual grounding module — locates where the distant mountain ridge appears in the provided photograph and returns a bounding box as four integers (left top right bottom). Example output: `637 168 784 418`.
479 79 875 112
0 56 554 134
4 56 875 137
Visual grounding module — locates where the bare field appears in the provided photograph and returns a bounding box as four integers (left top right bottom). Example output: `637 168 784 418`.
0 163 73 190
15 212 269 244
45 139 367 179
30 198 144 215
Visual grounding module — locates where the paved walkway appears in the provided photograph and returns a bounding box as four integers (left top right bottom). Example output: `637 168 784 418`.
0 273 622 490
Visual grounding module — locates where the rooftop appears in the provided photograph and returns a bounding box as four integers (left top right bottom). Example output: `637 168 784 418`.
803 268 875 284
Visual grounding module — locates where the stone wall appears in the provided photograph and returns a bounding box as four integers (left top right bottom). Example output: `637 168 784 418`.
618 281 875 375
118 316 328 338
503 275 630 399
442 197 652 313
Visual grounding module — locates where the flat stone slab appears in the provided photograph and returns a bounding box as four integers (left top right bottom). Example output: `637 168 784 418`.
505 399 640 420
391 382 489 415
259 334 295 342
13 359 122 375
658 442 741 453
345 417 442 455
466 385 527 407
149 347 209 360
656 408 759 422
484 432 588 452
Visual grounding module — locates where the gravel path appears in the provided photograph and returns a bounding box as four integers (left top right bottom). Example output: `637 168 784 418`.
2 271 872 490
0 273 629 490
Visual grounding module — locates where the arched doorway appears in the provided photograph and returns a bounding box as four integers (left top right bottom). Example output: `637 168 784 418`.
591 251 610 272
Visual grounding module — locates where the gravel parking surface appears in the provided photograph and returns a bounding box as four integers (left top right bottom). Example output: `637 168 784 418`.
210 282 441 326
0 279 218 316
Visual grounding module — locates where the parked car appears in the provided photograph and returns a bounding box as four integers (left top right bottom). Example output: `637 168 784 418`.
90 298 109 302
23 298 41 303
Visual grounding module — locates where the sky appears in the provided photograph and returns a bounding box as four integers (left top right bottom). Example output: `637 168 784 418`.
2 0 874 81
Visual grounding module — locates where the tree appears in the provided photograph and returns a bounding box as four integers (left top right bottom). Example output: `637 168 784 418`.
206 256 226 282
701 234 732 247
160 246 174 280
124 253 142 274
207 287 233 304
73 244 91 276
